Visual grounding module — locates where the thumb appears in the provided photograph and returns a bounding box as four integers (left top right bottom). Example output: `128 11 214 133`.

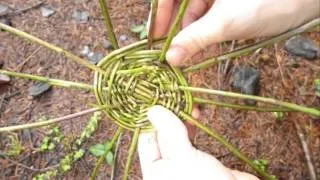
147 105 194 160
166 6 226 66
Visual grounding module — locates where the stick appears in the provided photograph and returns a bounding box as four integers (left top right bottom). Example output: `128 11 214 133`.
147 0 158 49
293 120 317 180
0 22 106 75
159 0 189 62
123 128 140 180
183 18 320 72
179 86 320 117
194 97 292 112
0 106 109 132
99 0 119 49
0 69 94 91
180 112 276 180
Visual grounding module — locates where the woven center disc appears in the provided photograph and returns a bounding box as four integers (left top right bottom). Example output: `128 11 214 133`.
94 46 192 131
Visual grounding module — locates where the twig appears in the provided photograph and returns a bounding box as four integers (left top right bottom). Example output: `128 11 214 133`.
179 86 320 117
223 40 236 75
123 128 140 180
99 0 119 49
183 18 320 72
90 127 124 180
1 155 58 172
274 44 288 88
293 120 317 180
159 0 190 62
0 22 106 75
0 106 109 132
111 132 123 180
194 97 292 112
147 0 158 49
14 46 42 72
180 112 276 180
0 70 95 91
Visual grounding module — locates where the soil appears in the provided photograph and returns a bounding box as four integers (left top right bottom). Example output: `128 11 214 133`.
0 0 319 180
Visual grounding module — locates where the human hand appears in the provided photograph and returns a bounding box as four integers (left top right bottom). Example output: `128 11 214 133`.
149 0 319 66
138 105 259 180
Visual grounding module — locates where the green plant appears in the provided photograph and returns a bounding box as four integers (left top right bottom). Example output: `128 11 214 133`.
0 0 319 179
253 159 270 172
89 142 114 166
131 22 148 40
40 126 64 152
5 133 22 156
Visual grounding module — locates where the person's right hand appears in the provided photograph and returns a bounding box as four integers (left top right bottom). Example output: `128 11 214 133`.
149 0 319 66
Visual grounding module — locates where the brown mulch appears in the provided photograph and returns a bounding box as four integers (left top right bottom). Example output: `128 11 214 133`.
0 0 319 180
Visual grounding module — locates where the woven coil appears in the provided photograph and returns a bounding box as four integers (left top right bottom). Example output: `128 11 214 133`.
94 40 193 131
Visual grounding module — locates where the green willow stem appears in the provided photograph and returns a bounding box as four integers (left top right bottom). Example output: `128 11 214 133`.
159 0 190 62
183 18 320 72
123 128 140 180
99 0 119 49
194 97 292 112
0 70 94 91
180 86 320 117
90 127 124 180
147 0 158 49
0 106 109 132
180 112 276 180
0 22 106 75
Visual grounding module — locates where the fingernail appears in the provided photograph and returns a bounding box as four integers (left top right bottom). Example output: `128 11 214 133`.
166 46 188 67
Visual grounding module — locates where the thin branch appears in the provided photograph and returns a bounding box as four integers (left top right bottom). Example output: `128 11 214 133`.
183 18 320 72
293 120 317 180
99 0 119 49
1 155 58 172
0 106 109 132
159 0 190 62
147 0 158 49
123 128 140 180
0 70 94 91
111 132 123 180
180 112 276 180
179 86 320 117
0 22 106 75
193 97 292 112
90 127 124 180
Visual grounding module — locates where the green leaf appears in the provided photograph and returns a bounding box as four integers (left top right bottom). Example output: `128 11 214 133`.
273 112 284 121
131 24 145 33
74 149 85 160
106 151 114 166
89 144 106 156
47 142 56 150
139 30 148 40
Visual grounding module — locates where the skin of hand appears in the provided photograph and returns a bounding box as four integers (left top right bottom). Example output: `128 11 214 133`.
138 105 259 180
149 0 320 66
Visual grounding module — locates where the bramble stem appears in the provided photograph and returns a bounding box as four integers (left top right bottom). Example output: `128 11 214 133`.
180 112 276 180
147 0 158 49
0 69 94 91
194 97 292 112
0 22 106 75
90 127 124 180
99 0 119 49
0 106 109 132
183 18 320 72
159 0 189 62
180 86 320 117
123 128 140 180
